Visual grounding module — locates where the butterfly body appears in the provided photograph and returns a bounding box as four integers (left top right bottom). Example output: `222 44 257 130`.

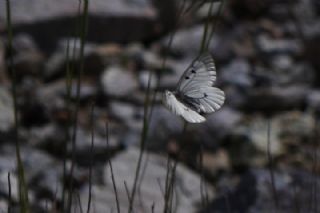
163 53 225 123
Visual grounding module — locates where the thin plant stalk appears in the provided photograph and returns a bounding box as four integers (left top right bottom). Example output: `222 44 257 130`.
182 0 208 17
200 0 215 53
87 103 95 213
310 118 319 212
7 172 12 213
267 119 279 211
106 123 121 213
205 0 227 50
127 68 153 213
62 0 83 207
163 122 188 213
286 1 318 211
66 0 89 211
62 37 73 211
124 181 131 204
147 0 188 124
224 192 231 213
77 191 84 213
199 144 209 208
151 203 155 213
5 0 30 212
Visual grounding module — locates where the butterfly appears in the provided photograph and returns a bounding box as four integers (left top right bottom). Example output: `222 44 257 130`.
163 53 225 123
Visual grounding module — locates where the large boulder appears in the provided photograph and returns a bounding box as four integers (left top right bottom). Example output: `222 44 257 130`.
0 0 170 52
76 148 214 213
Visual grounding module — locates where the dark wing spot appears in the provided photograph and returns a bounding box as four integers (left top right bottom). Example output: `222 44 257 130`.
185 76 190 79
204 93 208 97
191 70 196 74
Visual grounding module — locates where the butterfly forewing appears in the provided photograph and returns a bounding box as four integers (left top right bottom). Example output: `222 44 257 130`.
177 53 217 93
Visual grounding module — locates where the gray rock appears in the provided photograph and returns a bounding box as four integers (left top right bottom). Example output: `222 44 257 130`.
220 58 253 88
202 168 320 213
245 86 309 112
161 25 205 56
67 127 120 164
201 149 231 177
10 34 44 81
161 25 233 60
235 111 315 164
109 101 143 132
0 200 8 213
256 34 302 55
270 57 314 86
292 0 320 38
138 71 157 90
203 107 243 143
36 80 66 110
0 0 159 51
197 2 223 19
101 66 139 98
142 51 163 69
0 171 19 202
270 54 293 71
68 82 97 102
76 148 214 213
307 90 320 110
0 87 14 132
223 86 248 108
244 116 285 157
0 0 155 24
0 40 6 82
158 58 187 89
148 106 184 150
44 39 103 81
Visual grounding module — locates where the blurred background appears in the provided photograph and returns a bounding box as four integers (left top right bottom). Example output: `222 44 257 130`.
1 0 320 212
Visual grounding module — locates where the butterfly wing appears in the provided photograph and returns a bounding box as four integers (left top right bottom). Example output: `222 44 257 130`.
177 53 216 92
176 53 225 114
163 91 205 123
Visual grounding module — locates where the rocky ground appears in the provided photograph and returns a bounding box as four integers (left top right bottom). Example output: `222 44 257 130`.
0 0 320 212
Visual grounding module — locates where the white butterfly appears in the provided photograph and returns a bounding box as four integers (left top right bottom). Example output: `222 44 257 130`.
163 53 225 123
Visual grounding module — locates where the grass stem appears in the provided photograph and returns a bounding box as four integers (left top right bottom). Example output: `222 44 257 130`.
106 123 121 213
66 0 89 211
5 0 30 212
267 119 279 211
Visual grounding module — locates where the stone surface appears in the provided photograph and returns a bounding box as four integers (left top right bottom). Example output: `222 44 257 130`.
203 107 243 143
202 169 320 213
101 66 139 98
109 101 143 132
148 106 184 150
8 34 45 82
0 0 319 211
77 148 214 213
0 87 14 132
229 111 315 167
0 0 155 25
0 0 160 52
0 171 19 202
138 70 158 90
44 39 104 81
220 58 253 88
245 86 310 112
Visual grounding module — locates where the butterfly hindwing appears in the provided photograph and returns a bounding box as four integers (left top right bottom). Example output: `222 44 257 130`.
164 91 205 123
184 87 225 113
163 53 225 123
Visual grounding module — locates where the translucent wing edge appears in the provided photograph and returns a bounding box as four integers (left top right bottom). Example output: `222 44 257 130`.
163 91 206 123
